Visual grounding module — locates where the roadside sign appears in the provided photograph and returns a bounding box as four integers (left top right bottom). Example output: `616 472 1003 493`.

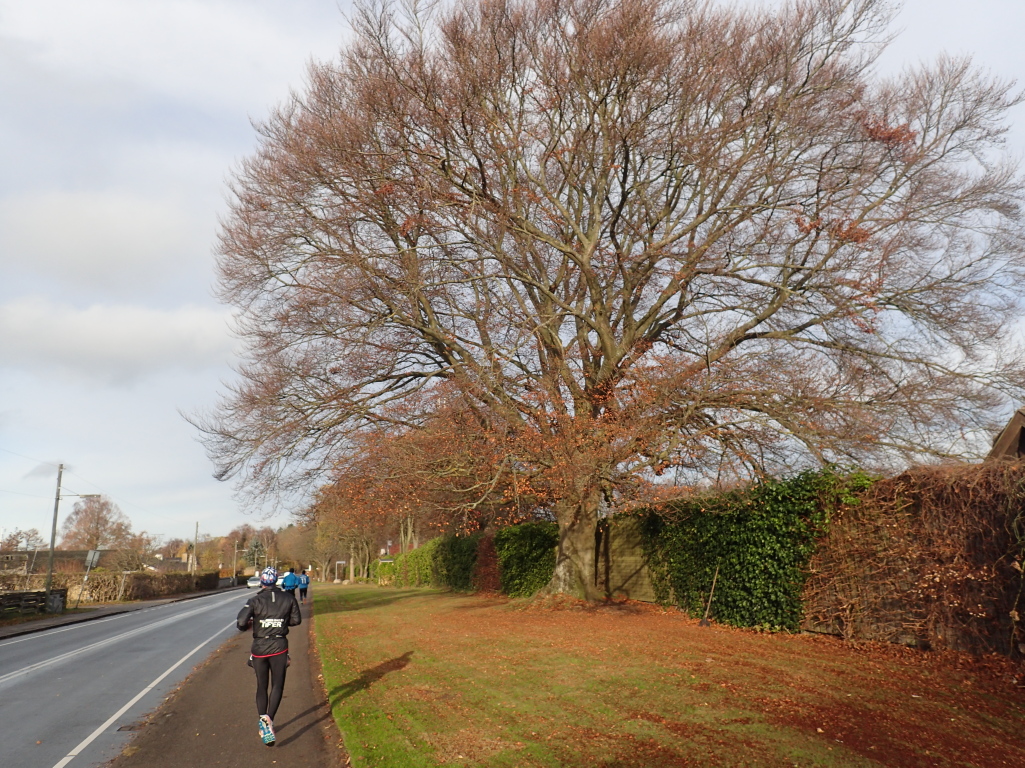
85 550 101 568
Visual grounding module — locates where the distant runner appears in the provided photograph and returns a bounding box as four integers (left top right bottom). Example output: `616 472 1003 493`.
237 566 301 746
281 567 299 599
298 569 310 604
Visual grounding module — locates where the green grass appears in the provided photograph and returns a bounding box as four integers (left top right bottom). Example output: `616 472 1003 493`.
312 584 1025 767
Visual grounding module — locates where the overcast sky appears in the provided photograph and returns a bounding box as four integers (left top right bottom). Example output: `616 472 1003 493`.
1 0 1023 547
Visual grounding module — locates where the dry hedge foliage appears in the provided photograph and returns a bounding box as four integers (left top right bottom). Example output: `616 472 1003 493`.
0 572 220 602
803 463 1025 657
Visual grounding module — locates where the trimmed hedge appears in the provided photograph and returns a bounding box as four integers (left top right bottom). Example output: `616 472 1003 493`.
380 524 558 596
433 534 483 590
381 533 486 590
494 522 558 597
0 571 221 602
639 468 872 631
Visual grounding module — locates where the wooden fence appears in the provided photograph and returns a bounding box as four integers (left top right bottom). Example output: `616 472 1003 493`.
0 589 68 617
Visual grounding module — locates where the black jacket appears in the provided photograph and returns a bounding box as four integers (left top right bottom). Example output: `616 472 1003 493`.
236 586 302 656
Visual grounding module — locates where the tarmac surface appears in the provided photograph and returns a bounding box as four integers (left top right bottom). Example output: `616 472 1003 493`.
104 596 348 768
0 588 236 641
1 589 348 767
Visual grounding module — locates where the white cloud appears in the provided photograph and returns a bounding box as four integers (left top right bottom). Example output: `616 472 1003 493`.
0 297 235 383
0 0 348 111
0 191 201 292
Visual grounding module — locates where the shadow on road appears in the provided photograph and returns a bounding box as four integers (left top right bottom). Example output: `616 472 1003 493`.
329 651 414 706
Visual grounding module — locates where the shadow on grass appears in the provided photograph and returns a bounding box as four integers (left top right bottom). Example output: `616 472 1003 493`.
275 703 332 748
329 651 415 707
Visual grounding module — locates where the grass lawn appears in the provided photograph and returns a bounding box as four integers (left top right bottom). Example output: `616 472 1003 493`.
312 584 1024 767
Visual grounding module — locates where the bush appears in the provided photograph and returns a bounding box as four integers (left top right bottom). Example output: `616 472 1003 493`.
382 526 557 595
433 533 483 590
389 537 443 587
0 570 221 602
640 468 871 631
494 522 558 597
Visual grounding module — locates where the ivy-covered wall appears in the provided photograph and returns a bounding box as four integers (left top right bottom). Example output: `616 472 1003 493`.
374 464 1024 659
638 469 871 630
378 470 868 631
494 522 558 597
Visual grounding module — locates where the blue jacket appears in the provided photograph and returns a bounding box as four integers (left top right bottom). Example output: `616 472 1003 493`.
281 571 299 590
298 574 310 588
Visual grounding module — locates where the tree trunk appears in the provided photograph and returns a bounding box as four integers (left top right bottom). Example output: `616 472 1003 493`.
545 495 603 600
399 515 416 554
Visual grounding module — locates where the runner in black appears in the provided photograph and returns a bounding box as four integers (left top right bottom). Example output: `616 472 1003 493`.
237 566 302 745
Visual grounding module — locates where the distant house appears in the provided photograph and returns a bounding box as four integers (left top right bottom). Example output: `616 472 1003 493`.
988 407 1025 460
0 551 31 574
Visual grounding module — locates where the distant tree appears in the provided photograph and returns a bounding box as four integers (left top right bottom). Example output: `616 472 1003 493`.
1 528 45 551
201 0 1025 598
196 535 226 571
124 531 157 556
159 537 188 562
278 518 350 582
242 527 278 569
224 524 259 564
275 524 308 568
246 538 268 569
60 496 133 550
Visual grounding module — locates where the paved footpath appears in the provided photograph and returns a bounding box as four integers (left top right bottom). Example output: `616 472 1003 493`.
105 597 348 768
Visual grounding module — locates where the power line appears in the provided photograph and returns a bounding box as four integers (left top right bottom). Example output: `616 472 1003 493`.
0 488 50 499
0 446 61 468
0 451 179 526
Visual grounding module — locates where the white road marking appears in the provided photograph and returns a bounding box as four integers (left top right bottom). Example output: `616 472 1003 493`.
0 613 127 648
0 594 240 687
49 621 234 768
0 591 241 649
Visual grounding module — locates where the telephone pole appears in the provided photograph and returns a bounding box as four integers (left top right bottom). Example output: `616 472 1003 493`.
191 521 199 574
43 463 64 606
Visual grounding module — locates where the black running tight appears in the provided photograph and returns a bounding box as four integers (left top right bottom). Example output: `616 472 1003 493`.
253 652 288 719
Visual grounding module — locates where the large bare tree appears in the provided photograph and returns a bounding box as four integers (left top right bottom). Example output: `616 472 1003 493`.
201 0 1025 597
59 496 134 551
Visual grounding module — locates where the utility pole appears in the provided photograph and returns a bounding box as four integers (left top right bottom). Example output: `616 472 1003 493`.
191 521 199 575
231 541 247 587
44 463 64 609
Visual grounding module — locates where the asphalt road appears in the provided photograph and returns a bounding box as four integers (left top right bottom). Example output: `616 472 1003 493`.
0 590 245 768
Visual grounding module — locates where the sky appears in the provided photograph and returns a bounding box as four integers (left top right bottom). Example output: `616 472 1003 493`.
1 0 1024 547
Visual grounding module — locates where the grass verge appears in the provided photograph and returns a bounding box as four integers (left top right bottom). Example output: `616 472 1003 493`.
312 584 1024 767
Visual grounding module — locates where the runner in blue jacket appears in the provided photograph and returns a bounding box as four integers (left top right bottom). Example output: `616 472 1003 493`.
281 567 299 599
298 569 311 604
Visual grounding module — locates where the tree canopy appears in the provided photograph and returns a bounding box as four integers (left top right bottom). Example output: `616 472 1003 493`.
59 496 134 551
200 0 1025 597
